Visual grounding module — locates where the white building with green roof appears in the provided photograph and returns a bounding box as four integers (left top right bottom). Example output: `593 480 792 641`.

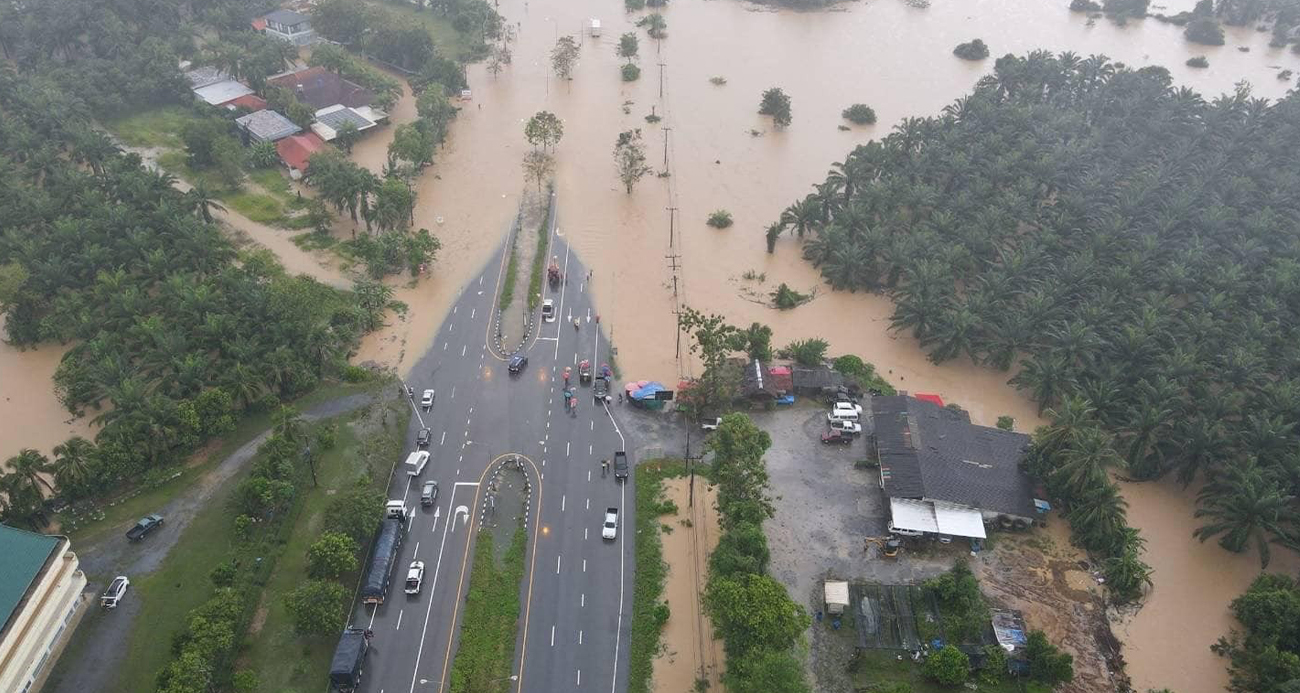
0 524 87 693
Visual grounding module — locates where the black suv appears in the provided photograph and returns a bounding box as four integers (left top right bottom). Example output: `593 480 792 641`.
416 428 432 448
508 354 528 375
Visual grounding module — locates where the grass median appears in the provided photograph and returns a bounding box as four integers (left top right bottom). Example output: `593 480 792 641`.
449 526 528 693
628 459 688 693
526 191 553 312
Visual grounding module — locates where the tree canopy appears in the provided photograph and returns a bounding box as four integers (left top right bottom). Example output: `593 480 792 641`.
775 51 1300 589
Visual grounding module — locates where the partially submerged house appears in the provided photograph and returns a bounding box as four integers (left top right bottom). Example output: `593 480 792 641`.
872 395 1037 539
258 9 316 46
310 104 381 142
184 65 259 109
235 109 302 144
268 67 374 111
275 132 327 179
741 359 780 403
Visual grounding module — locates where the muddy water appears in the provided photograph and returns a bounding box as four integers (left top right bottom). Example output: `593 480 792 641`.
1 0 1292 685
0 333 95 467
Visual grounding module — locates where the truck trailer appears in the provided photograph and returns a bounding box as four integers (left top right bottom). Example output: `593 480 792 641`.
329 627 370 692
360 518 404 605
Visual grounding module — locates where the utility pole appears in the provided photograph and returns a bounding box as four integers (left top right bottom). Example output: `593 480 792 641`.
657 61 666 98
665 205 678 247
662 127 671 169
666 254 682 358
685 425 693 507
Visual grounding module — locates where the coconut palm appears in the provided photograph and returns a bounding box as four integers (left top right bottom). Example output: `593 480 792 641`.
1194 458 1296 569
1051 426 1123 494
51 437 95 497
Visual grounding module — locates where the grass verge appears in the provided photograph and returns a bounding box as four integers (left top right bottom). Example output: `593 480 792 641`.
448 526 528 693
364 1 476 59
498 223 520 313
525 190 554 312
60 380 379 545
243 400 408 692
850 649 1031 693
628 459 688 693
104 105 203 148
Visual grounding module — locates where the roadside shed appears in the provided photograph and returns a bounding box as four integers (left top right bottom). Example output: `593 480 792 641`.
824 580 850 615
741 359 779 402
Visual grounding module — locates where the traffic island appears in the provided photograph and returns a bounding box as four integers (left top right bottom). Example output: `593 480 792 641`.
449 458 533 693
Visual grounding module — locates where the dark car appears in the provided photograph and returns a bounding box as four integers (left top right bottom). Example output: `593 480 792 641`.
126 514 164 541
820 430 853 446
421 480 439 506
593 377 609 403
508 354 528 374
416 428 432 448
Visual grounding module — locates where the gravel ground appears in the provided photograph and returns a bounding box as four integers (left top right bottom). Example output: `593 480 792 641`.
749 403 954 693
45 392 378 693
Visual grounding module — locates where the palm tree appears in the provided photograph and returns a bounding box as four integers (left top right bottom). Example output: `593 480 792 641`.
186 182 225 224
5 448 53 498
779 198 821 238
51 437 95 496
1194 458 1295 568
1009 353 1077 414
1051 426 1123 493
764 223 782 254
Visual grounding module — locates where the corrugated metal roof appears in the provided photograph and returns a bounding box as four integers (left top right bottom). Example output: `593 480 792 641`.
874 395 1034 517
235 109 302 142
194 79 254 106
0 524 59 632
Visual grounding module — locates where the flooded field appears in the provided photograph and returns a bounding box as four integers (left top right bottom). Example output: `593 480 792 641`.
3 0 1297 688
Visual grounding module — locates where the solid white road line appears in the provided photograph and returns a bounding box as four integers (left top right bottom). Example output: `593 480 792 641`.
396 609 404 631
562 495 566 512
407 482 477 693
556 555 562 574
579 630 583 644
440 431 446 446
551 625 556 647
609 469 629 693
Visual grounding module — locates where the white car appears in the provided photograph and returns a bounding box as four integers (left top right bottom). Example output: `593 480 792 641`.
542 299 555 323
405 560 425 595
602 507 619 540
421 389 435 410
829 419 862 435
832 401 863 416
101 576 130 609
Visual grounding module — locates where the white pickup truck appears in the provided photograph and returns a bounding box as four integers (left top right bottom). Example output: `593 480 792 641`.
602 507 619 540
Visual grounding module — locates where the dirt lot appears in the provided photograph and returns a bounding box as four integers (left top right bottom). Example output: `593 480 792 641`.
651 478 725 693
749 403 1124 693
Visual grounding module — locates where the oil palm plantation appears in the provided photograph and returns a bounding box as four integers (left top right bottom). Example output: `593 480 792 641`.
1194 458 1296 569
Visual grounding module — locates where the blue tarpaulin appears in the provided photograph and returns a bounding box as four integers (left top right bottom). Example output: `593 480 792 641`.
630 382 667 400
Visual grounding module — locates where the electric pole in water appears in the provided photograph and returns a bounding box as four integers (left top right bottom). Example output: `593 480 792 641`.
662 127 671 169
666 205 678 247
658 61 666 98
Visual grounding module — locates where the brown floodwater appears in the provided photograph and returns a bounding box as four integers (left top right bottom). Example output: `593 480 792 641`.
4 0 1297 686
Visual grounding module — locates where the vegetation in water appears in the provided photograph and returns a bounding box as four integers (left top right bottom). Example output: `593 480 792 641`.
1186 55 1210 67
614 129 653 194
623 63 643 81
1215 573 1300 693
1184 16 1227 44
953 38 990 60
707 210 735 228
770 283 810 309
710 76 729 85
842 103 878 125
759 87 794 129
638 13 668 39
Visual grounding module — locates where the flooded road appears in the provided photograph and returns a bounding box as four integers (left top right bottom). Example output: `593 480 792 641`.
3 0 1297 687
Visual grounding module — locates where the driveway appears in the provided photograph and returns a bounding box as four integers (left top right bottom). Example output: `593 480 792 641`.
45 393 375 693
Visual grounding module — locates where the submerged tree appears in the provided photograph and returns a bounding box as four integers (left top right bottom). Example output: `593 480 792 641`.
759 87 793 129
613 129 652 194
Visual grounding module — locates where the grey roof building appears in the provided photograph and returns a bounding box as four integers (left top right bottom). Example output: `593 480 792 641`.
873 395 1036 537
235 109 302 144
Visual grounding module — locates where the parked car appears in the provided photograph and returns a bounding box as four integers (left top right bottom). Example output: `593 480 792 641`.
542 299 555 323
126 514 164 541
602 507 619 540
701 417 722 431
593 377 609 403
405 561 425 594
416 427 432 448
613 450 629 480
832 401 863 416
820 430 853 445
101 576 130 608
829 419 862 435
508 354 528 375
421 389 435 410
421 480 439 506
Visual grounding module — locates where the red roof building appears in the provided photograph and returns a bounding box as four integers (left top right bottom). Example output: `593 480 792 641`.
914 393 945 407
275 132 327 177
223 93 268 111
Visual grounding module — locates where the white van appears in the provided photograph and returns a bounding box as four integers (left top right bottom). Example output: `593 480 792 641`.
827 409 859 424
405 451 430 477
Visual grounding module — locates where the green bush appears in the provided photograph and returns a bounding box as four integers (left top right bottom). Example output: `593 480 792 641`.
1026 630 1075 685
307 532 360 579
284 580 348 636
996 415 1015 430
340 364 370 382
923 562 990 642
771 283 809 310
922 645 970 685
781 338 829 366
707 210 734 228
842 103 878 125
953 39 989 60
1186 56 1210 68
625 0 646 9
1185 16 1225 44
622 63 642 81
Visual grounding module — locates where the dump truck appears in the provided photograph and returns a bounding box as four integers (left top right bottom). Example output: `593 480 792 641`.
613 450 628 481
548 259 562 289
360 517 404 605
329 627 370 692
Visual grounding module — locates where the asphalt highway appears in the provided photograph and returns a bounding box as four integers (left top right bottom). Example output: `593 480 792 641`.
351 194 634 693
